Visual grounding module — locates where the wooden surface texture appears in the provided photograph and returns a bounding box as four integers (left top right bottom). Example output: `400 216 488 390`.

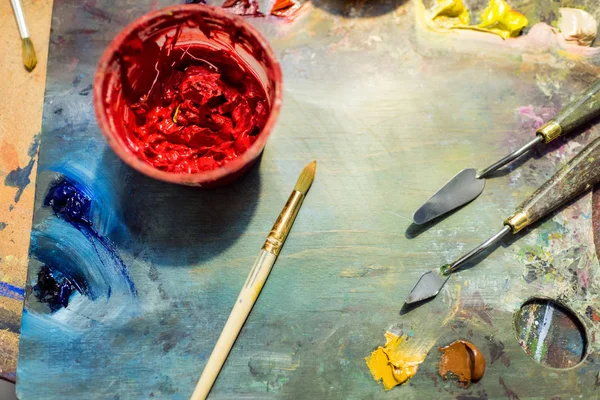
0 0 53 382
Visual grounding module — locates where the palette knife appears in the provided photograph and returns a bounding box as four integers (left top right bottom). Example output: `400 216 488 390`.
413 79 600 225
407 135 600 304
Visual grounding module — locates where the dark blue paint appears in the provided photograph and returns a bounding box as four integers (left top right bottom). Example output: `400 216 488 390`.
33 266 77 311
45 179 92 225
0 222 6 231
0 282 24 301
42 178 136 295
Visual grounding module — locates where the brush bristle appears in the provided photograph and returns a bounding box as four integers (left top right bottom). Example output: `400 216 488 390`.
294 160 317 194
22 37 37 72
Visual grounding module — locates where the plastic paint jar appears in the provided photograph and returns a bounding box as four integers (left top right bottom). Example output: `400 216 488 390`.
94 5 282 187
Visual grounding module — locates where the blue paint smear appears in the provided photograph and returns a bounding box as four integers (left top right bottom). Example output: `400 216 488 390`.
0 222 6 231
4 135 40 203
45 178 93 225
0 281 24 301
5 159 36 203
48 163 126 237
30 219 132 305
43 178 136 296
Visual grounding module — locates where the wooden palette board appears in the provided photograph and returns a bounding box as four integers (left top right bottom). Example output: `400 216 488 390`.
15 0 600 398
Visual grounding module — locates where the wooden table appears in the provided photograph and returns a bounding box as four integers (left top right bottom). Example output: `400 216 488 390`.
0 0 52 381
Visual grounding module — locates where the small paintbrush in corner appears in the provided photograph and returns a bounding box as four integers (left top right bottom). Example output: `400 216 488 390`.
191 161 317 400
11 0 37 72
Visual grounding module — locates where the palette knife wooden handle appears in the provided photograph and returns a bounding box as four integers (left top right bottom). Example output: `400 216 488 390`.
505 135 600 232
537 79 600 143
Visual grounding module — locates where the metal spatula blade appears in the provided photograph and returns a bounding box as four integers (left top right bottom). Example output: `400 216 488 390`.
406 268 449 304
413 168 484 225
412 79 600 225
405 226 512 304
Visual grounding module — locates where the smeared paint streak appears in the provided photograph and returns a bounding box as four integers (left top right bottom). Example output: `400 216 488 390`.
534 303 554 361
339 265 389 278
456 390 489 400
499 377 520 400
0 141 19 172
5 160 35 203
0 282 25 301
458 291 493 326
365 331 425 390
26 172 138 326
27 134 40 158
438 340 486 387
44 178 136 295
64 29 99 35
485 335 509 366
82 4 126 24
518 105 546 130
4 134 40 203
78 84 92 96
30 217 137 329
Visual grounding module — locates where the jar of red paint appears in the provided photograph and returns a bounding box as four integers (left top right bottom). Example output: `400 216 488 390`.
94 5 282 187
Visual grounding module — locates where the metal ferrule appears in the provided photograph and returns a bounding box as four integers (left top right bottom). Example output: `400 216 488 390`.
537 120 562 144
504 212 530 233
262 190 305 256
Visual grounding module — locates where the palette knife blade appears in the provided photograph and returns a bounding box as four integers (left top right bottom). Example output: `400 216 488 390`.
413 168 485 225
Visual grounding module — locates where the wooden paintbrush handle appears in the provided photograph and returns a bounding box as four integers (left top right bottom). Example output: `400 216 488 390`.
505 136 600 233
537 79 600 143
191 250 277 400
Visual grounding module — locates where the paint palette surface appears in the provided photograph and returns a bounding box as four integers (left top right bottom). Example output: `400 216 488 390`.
17 0 600 398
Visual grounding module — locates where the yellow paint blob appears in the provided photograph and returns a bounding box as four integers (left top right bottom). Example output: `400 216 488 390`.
172 104 181 123
477 0 528 39
365 332 425 390
431 0 470 27
428 0 528 39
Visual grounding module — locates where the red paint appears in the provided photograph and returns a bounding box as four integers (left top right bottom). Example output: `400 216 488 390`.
221 0 300 18
124 31 269 173
270 0 296 16
94 5 282 186
222 0 263 16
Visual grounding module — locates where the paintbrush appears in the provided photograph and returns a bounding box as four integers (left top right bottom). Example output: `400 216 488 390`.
11 0 37 72
191 161 317 400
